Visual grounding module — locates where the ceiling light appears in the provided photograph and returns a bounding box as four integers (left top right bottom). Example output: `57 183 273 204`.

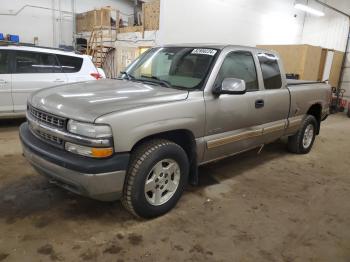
294 3 325 16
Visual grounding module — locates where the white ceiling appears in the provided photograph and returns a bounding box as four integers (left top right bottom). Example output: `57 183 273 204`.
318 0 350 16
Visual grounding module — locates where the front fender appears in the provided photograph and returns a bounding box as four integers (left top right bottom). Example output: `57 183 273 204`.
95 92 205 153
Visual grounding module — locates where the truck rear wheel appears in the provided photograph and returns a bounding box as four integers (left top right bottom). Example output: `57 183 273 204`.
121 139 189 218
287 115 317 154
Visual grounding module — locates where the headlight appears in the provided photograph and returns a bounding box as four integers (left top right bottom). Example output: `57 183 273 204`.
65 142 113 158
66 120 113 158
67 120 112 138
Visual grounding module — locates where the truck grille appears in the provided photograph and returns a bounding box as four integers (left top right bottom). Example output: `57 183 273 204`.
35 129 63 145
29 105 66 129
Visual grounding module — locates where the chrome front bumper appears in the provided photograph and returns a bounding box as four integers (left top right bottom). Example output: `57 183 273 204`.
20 123 129 201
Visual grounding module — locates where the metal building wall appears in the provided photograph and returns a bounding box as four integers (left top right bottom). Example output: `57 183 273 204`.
301 2 349 51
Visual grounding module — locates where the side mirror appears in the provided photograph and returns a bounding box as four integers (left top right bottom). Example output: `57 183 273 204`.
213 78 247 95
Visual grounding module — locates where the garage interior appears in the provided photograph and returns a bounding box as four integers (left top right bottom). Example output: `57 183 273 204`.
0 0 350 261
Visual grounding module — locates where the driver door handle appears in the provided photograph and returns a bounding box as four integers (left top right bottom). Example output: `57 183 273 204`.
0 79 7 84
255 99 264 108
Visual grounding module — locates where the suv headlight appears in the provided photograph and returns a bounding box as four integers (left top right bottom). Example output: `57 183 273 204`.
67 120 112 138
66 120 113 158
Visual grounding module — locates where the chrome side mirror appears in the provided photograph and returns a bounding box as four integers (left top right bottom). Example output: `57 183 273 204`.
213 78 247 95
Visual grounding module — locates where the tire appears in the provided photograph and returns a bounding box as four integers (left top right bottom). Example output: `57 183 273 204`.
121 139 189 218
287 115 317 154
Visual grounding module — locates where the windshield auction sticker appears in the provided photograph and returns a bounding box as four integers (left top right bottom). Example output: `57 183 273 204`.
191 49 217 56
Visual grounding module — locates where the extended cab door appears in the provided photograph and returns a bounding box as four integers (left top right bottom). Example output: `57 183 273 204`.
0 49 13 113
255 52 290 143
203 49 266 162
11 50 67 112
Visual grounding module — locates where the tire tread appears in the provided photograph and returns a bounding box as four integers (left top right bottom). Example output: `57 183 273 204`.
121 139 180 218
287 115 317 154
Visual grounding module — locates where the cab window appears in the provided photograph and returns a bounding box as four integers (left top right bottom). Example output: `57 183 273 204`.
215 51 259 91
258 53 282 89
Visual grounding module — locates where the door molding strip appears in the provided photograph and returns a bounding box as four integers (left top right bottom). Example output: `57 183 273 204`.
207 129 262 149
263 122 286 134
288 115 304 128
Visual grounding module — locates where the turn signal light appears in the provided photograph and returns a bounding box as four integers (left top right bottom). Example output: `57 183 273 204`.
65 142 113 158
91 147 114 158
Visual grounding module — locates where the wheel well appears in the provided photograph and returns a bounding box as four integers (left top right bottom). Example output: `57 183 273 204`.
131 130 198 185
307 104 322 134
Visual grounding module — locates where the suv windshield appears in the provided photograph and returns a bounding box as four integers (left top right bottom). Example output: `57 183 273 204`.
122 47 219 89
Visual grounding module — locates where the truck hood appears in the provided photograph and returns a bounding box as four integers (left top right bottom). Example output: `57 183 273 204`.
29 79 189 122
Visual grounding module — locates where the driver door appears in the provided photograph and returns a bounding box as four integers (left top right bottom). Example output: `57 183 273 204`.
0 50 13 113
203 50 264 162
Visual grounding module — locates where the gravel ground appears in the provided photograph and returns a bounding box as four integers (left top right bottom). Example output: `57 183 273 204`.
0 114 349 262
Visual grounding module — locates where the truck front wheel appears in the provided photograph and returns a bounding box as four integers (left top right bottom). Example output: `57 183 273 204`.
122 139 189 218
287 115 317 154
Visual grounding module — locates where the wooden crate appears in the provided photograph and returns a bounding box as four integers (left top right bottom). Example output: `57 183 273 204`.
114 0 159 35
115 46 140 74
329 51 344 87
143 0 160 31
318 48 328 81
118 25 144 33
76 8 112 33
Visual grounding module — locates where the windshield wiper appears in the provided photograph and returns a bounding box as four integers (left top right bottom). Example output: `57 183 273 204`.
120 71 135 80
140 75 173 88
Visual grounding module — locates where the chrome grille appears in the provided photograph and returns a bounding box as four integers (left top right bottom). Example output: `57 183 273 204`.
35 129 63 145
29 105 65 129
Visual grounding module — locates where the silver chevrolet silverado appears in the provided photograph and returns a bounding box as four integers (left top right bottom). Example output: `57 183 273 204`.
20 44 331 218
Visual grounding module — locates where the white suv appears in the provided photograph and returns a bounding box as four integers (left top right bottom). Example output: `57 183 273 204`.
0 45 103 118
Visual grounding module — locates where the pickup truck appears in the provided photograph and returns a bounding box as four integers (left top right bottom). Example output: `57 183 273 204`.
19 44 331 218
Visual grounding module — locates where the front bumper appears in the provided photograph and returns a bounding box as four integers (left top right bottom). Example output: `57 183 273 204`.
20 123 130 201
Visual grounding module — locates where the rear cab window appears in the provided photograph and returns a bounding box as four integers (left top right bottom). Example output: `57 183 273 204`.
56 55 83 73
257 53 282 89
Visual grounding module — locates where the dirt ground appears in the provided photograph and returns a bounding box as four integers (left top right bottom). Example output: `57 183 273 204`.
0 114 349 262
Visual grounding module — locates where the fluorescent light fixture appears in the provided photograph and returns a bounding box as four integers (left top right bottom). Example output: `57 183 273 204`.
294 3 325 16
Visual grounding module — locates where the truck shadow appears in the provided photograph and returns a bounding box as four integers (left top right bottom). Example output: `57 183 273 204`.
0 118 26 127
0 174 134 225
0 140 288 224
194 139 288 188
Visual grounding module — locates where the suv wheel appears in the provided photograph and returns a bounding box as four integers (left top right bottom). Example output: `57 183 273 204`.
287 115 317 154
122 139 189 218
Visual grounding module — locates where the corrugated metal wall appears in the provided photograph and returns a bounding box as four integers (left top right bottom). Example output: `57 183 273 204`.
301 1 349 51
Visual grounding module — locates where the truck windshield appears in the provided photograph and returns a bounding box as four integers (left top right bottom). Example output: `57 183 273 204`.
121 47 219 89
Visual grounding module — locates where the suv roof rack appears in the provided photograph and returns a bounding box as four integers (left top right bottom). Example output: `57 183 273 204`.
0 41 79 53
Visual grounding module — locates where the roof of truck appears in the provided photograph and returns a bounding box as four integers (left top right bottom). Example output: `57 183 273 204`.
162 43 228 49
160 43 279 54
